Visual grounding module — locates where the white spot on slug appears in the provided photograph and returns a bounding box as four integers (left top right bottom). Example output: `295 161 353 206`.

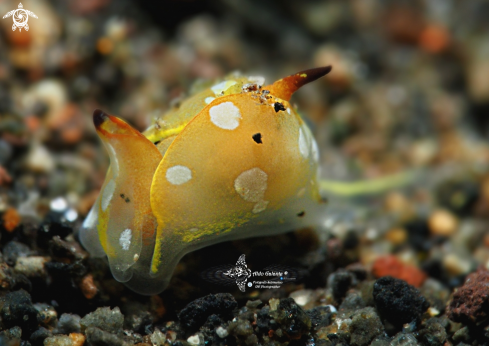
119 228 132 250
189 228 199 232
287 108 291 114
234 168 268 202
101 179 116 211
166 165 192 185
107 144 119 176
204 97 215 104
209 102 241 130
234 168 269 213
211 80 237 95
302 124 314 142
298 128 309 158
82 206 97 229
252 200 269 214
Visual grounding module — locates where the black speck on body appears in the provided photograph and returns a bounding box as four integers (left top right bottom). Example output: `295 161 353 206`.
252 133 262 144
297 211 305 217
274 102 286 112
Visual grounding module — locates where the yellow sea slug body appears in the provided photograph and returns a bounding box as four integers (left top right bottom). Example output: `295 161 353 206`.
79 66 332 295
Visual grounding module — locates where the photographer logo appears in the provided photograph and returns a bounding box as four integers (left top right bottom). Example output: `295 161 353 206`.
3 3 38 32
202 254 301 292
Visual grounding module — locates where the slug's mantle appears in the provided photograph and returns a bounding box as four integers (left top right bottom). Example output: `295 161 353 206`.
79 66 331 295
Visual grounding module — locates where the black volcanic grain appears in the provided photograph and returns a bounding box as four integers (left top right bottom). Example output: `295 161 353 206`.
373 276 430 329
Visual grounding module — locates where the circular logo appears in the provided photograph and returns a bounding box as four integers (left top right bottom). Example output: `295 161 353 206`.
247 282 252 287
13 9 28 28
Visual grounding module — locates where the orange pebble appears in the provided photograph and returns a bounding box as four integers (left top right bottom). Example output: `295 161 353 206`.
385 228 408 245
6 28 31 47
0 166 12 186
3 208 20 232
428 209 458 237
150 295 166 318
419 25 450 53
69 333 86 346
372 255 427 287
79 274 98 299
62 127 84 144
97 37 114 55
24 115 41 132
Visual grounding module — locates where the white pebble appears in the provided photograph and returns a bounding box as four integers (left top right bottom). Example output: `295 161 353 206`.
150 329 166 346
14 257 49 277
43 335 73 346
216 326 228 338
64 208 78 222
326 304 337 313
269 298 280 311
25 144 55 172
50 197 68 212
289 289 313 306
187 334 201 345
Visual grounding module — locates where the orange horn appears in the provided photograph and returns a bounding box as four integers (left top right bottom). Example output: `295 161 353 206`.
263 66 332 101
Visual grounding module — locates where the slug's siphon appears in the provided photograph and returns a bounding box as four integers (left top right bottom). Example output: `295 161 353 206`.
79 66 332 295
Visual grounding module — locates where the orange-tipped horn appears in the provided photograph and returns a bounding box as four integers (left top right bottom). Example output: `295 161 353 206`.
263 66 332 101
93 109 142 137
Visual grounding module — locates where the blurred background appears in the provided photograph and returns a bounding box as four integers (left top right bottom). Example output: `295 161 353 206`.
2 0 489 200
1 0 489 314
